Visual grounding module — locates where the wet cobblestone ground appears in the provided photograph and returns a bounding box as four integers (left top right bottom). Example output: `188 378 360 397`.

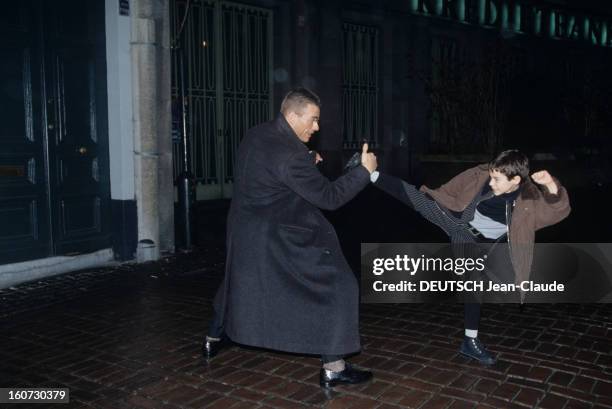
1 242 611 409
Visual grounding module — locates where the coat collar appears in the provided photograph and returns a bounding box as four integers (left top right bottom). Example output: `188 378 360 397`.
274 114 307 151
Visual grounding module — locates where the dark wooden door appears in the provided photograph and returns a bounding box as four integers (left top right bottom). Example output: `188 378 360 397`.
0 0 111 263
0 2 51 263
44 0 111 255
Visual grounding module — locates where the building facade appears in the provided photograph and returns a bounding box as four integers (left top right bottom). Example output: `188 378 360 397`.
0 0 173 287
1 0 611 286
171 0 612 198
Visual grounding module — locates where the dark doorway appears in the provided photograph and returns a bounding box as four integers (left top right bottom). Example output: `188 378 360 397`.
0 0 110 264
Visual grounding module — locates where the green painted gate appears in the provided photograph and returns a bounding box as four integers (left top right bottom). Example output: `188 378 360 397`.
171 0 273 200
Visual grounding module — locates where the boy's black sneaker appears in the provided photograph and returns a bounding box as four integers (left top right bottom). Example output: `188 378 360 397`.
459 336 497 365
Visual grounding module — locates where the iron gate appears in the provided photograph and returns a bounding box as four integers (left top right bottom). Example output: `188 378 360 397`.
171 0 273 200
342 23 379 149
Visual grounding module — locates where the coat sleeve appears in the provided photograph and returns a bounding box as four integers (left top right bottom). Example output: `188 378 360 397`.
280 150 370 210
533 177 571 230
429 165 483 199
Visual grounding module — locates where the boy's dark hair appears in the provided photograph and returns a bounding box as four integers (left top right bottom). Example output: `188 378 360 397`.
280 87 321 115
489 149 530 183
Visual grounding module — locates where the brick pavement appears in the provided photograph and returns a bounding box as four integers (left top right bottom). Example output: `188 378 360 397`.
1 245 611 409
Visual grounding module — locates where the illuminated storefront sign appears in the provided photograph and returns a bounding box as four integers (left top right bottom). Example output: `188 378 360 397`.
409 0 611 47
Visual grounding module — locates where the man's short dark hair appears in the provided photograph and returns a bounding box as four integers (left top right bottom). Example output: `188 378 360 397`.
280 87 321 116
489 149 530 183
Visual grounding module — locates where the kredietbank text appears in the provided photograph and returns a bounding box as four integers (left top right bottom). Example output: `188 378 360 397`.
409 0 612 48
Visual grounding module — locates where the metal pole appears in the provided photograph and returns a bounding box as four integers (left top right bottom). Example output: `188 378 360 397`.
176 45 193 250
172 0 194 251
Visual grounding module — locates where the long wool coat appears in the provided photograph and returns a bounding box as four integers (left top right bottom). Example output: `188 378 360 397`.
213 115 370 355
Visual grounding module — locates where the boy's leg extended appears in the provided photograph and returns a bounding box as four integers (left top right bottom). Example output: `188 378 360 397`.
374 173 461 236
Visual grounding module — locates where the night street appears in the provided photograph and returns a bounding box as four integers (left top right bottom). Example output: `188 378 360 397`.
2 0 612 408
2 182 611 408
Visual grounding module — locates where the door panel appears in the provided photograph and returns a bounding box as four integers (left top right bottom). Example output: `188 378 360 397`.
0 50 34 142
60 196 101 236
0 2 50 263
45 1 111 255
0 199 38 239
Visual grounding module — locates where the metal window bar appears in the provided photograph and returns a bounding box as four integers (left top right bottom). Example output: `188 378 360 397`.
342 23 379 149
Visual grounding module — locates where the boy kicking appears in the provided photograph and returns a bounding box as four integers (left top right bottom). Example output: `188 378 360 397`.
371 150 570 364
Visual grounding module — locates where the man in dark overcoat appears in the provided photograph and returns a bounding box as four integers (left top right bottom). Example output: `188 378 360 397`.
204 88 377 388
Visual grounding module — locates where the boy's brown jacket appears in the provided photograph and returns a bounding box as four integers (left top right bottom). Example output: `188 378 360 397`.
420 164 571 288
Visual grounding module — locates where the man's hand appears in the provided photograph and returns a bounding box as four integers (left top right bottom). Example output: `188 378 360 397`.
361 143 377 174
531 170 558 194
309 151 323 164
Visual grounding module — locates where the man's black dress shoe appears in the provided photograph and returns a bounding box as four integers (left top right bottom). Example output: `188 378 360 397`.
203 337 230 361
319 364 373 388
